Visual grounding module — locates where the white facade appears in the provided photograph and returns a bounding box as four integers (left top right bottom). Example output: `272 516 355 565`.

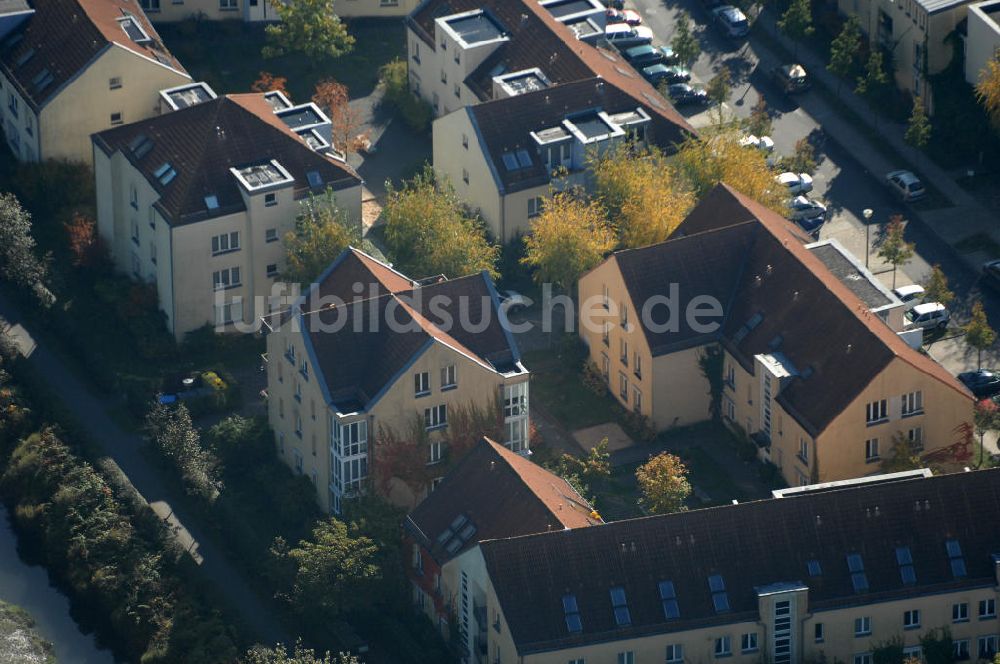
966 0 1000 85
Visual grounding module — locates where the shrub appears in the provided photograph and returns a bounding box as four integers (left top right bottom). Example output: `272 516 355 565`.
581 360 607 397
379 59 433 133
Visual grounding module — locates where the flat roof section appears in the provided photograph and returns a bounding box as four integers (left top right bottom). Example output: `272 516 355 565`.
496 69 550 95
231 159 294 192
542 0 600 18
807 241 894 310
445 12 506 45
161 82 217 110
276 104 326 130
567 113 616 140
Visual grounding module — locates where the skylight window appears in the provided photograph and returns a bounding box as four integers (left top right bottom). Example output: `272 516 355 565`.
609 586 630 626
15 47 34 67
806 559 822 577
306 171 323 187
119 16 152 44
502 152 519 171
128 134 154 160
708 575 730 613
204 195 219 210
562 594 582 633
895 546 916 585
434 513 478 556
515 149 532 167
946 540 966 578
31 68 53 93
846 553 869 593
153 163 178 186
658 581 679 619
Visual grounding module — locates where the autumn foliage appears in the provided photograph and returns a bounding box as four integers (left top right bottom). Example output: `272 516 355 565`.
312 78 368 154
64 212 107 269
251 71 289 96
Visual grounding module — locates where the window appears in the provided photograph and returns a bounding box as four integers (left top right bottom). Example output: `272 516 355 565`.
633 352 641 379
441 365 456 389
979 636 999 660
440 70 447 84
213 267 241 290
896 546 916 585
953 602 969 622
220 0 236 8
148 207 156 228
901 390 923 415
110 112 123 126
528 197 544 218
293 448 303 473
424 405 447 430
602 323 610 346
411 41 420 63
265 228 278 242
149 241 156 264
658 581 679 619
299 360 309 381
847 553 869 593
267 263 278 277
714 636 732 657
428 440 443 464
211 231 240 255
462 168 469 185
865 438 879 462
619 372 628 401
798 438 809 465
617 653 634 664
947 540 967 578
621 303 629 328
264 192 277 207
131 219 140 244
504 382 529 453
865 399 887 424
109 76 122 89
23 114 31 136
737 632 758 653
981 598 997 618
708 574 729 613
724 363 735 388
602 285 609 309
908 426 923 450
453 83 460 99
130 184 138 209
609 586 630 626
854 616 872 636
815 623 824 643
853 655 872 664
215 300 241 325
666 644 683 663
414 372 430 396
632 387 641 413
140 0 160 10
432 92 439 112
954 640 970 661
620 338 628 366
461 133 468 149
562 594 582 633
903 609 920 629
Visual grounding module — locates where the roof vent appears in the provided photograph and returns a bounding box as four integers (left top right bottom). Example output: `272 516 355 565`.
765 264 773 274
846 344 853 354
815 515 822 525
914 500 921 512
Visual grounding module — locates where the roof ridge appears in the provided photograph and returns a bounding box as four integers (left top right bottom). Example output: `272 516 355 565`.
393 294 485 367
168 96 230 214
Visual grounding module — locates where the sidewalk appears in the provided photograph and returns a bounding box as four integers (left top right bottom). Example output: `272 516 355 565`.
754 15 999 272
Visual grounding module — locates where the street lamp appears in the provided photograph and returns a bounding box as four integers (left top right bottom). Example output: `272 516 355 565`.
863 208 874 269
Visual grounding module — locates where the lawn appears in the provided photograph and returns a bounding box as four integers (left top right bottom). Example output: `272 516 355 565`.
522 347 619 431
156 18 406 101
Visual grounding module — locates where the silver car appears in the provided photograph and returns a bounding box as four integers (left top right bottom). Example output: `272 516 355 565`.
886 170 926 202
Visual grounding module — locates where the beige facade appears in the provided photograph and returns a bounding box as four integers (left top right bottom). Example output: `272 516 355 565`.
966 1 1000 86
93 143 362 339
1 44 189 164
266 313 530 514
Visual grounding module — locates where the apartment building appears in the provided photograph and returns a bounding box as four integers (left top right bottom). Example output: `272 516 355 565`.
966 0 1000 85
407 0 693 242
578 184 973 487
138 0 417 24
459 467 1000 664
263 247 531 514
404 437 600 642
837 0 973 109
0 0 190 164
92 87 362 339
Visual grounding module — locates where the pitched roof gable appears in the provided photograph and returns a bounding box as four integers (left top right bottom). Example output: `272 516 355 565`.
92 94 360 226
0 0 185 109
406 437 601 564
481 467 1000 654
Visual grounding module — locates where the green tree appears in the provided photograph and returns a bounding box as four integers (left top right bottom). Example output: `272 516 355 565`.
548 439 612 504
706 66 731 127
521 191 616 292
590 145 695 248
263 0 355 60
244 642 360 664
919 628 954 664
378 59 433 133
283 189 360 286
876 215 914 289
905 96 931 154
272 518 380 618
145 398 222 502
671 12 700 68
777 0 815 58
856 51 889 126
922 264 954 306
975 54 1000 131
780 137 818 175
382 167 499 279
744 97 772 138
964 301 996 370
0 193 50 303
635 452 692 514
881 431 922 473
828 16 862 95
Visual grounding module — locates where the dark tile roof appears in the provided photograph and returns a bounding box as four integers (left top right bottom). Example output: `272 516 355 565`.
292 252 524 412
469 77 690 193
0 0 185 110
807 242 894 310
481 467 1000 654
406 438 601 565
93 94 360 226
607 184 970 435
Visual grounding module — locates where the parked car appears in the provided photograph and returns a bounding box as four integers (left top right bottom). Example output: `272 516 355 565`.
740 134 774 153
983 259 1000 291
666 83 709 105
904 302 950 330
499 290 528 314
786 195 826 221
886 170 927 202
623 44 678 67
958 369 1000 398
604 24 654 48
775 171 813 195
771 63 810 94
892 284 926 309
641 64 691 85
606 8 642 25
712 5 749 37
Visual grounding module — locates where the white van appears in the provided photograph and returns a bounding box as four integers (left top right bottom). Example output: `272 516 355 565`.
904 302 949 330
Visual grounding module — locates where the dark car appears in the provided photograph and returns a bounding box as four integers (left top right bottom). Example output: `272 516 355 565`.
771 63 810 94
666 83 709 105
623 44 678 68
796 214 825 237
958 370 1000 398
641 64 691 85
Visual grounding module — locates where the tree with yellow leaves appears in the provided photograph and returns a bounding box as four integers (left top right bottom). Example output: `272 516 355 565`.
521 191 616 292
976 54 1000 132
636 452 691 514
590 145 695 248
673 131 787 214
